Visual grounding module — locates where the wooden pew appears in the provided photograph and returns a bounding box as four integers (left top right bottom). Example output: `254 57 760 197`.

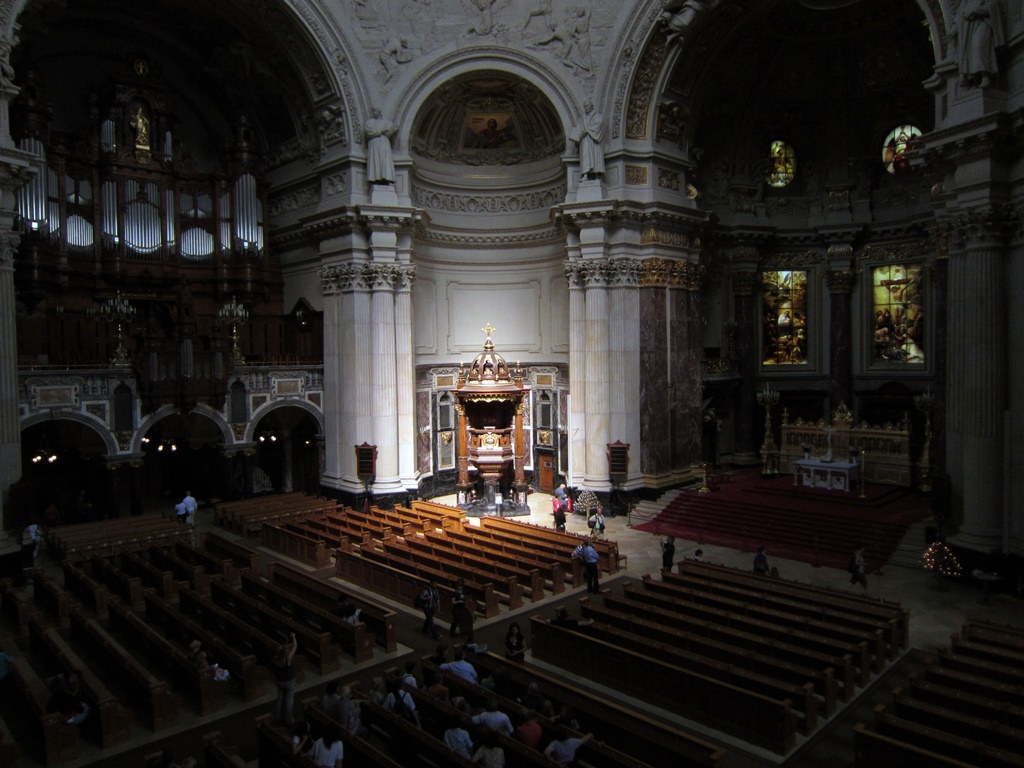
0 713 19 768
28 615 132 749
254 713 319 768
889 686 1024 754
582 595 836 718
906 672 1024 729
261 522 332 569
148 544 212 595
31 569 73 630
0 578 39 636
637 575 873 684
530 615 797 755
950 634 1024 669
328 507 413 540
608 586 854 701
444 651 727 768
426 527 567 594
451 523 584 587
300 699 407 768
118 550 180 603
923 656 1024 704
200 531 262 573
215 491 307 528
478 516 625 573
69 605 181 731
298 516 372 548
931 645 1024 689
872 704 1024 768
350 540 501 618
853 721 978 768
210 578 339 675
6 643 80 766
178 584 307 682
961 619 1024 653
144 590 267 702
62 561 112 621
89 554 144 610
266 562 397 653
107 597 227 716
202 730 253 768
174 540 243 588
238 571 374 663
677 559 910 650
47 517 190 563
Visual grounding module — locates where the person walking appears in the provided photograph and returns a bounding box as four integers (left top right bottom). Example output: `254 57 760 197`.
572 539 600 594
418 580 441 640
449 579 475 641
753 545 770 575
849 543 868 591
273 632 298 726
661 536 676 570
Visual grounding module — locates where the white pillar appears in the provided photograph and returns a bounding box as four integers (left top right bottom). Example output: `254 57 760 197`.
369 265 401 492
584 270 610 491
394 266 417 489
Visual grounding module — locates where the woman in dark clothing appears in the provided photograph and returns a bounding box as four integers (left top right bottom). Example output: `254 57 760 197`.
273 632 298 726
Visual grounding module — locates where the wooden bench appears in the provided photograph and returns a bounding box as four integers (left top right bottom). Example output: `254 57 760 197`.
239 571 374 663
253 713 319 768
298 516 372 548
31 569 73 630
0 713 19 768
427 527 568 593
531 615 797 754
118 550 179 603
69 605 181 731
608 586 854 701
889 686 1024 754
478 515 625 573
451 651 727 768
677 560 910 650
144 589 267 702
906 672 1024 729
177 584 307 682
202 731 251 768
61 561 112 621
0 577 39 636
215 491 307 529
932 645 1024 689
923 656 1024 704
27 615 132 749
107 597 227 716
174 540 243 588
148 544 212 596
200 531 262 573
210 579 339 675
89 554 144 610
327 508 413 540
961 619 1024 653
48 517 190 563
300 699 406 768
261 523 332 569
266 562 397 653
853 721 978 768
6 642 80 766
582 595 836 717
639 575 874 683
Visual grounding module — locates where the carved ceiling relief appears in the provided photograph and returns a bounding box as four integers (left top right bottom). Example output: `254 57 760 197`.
348 0 616 89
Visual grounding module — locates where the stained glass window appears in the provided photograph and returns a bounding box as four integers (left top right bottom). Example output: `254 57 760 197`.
766 140 796 188
761 270 807 365
882 125 921 176
872 264 924 363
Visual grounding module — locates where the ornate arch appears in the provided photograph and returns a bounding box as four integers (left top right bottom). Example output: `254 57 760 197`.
246 398 325 444
19 411 119 456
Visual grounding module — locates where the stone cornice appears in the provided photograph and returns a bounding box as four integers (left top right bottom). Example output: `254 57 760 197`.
320 262 416 295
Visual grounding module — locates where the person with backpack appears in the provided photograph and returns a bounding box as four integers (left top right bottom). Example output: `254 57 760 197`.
417 580 441 640
587 510 605 538
552 497 567 532
383 676 420 727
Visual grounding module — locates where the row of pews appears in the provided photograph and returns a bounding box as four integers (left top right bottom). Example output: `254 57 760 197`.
531 559 910 756
0 519 396 767
855 619 1024 768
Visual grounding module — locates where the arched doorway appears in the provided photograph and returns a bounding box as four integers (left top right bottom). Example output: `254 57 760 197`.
139 412 227 511
251 407 322 496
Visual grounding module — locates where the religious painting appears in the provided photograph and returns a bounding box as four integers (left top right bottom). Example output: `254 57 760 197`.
463 112 519 150
766 140 796 188
882 125 921 176
871 263 924 364
761 270 808 365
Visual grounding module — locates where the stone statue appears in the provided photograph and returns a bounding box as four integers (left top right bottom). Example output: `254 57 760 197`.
661 0 719 45
958 0 1005 88
570 100 604 180
365 107 396 185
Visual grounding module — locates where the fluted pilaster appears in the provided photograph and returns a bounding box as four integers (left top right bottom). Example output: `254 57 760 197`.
731 259 761 463
566 264 587 486
394 266 416 489
368 264 400 491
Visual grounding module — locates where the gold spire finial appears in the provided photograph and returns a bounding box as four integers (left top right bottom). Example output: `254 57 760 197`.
482 322 496 337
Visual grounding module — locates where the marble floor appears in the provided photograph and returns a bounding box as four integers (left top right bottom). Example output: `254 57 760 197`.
3 489 1021 768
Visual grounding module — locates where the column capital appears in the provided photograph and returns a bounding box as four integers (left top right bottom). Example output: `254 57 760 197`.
938 204 1019 252
668 261 703 291
564 257 641 289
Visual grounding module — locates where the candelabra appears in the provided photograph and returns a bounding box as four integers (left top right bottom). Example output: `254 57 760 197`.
914 388 934 493
99 291 137 367
219 296 249 364
756 385 780 477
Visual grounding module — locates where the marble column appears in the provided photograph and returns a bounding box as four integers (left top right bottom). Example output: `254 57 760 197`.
368 264 400 492
638 259 670 480
607 258 641 485
945 210 1006 551
583 265 610 491
730 263 761 465
670 262 705 474
826 256 856 410
566 264 587 486
1009 230 1024 555
394 266 417 490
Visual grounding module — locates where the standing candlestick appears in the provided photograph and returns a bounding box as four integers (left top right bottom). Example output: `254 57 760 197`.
756 386 780 477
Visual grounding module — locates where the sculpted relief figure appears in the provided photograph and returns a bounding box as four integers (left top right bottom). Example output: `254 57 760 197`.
365 107 397 184
661 0 720 45
570 100 605 180
958 0 1005 88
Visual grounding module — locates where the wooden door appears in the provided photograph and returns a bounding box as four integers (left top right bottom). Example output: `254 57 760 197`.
538 449 554 493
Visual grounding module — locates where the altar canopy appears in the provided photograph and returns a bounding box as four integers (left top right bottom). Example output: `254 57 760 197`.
453 325 530 514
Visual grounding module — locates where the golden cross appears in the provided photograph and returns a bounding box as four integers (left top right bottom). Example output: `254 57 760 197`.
482 322 496 337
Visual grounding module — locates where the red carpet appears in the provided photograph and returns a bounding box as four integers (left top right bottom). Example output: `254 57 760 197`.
634 469 932 572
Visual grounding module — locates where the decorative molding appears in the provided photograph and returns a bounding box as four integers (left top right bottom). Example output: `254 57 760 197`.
658 169 680 190
416 226 564 247
668 261 703 290
625 27 668 140
565 257 641 288
826 270 856 294
412 184 566 214
625 165 648 185
268 184 321 217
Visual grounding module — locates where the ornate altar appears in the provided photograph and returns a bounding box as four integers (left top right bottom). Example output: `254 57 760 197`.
780 402 912 487
453 325 530 515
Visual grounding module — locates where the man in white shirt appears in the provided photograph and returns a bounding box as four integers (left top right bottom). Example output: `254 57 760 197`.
440 649 478 684
471 698 514 736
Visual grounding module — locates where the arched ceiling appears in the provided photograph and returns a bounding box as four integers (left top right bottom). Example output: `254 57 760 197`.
12 0 328 166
